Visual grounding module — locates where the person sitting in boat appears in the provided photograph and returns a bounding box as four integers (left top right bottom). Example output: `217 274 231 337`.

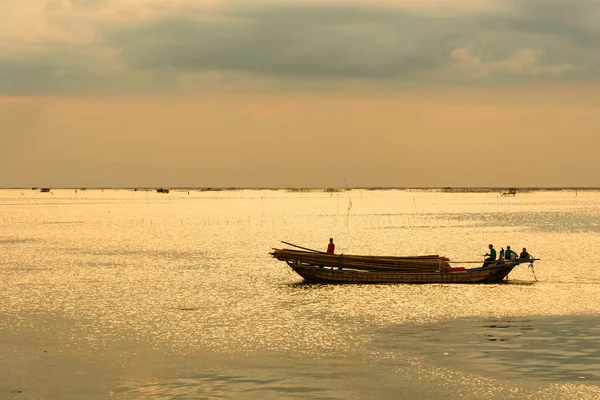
519 248 531 260
504 246 517 261
327 238 335 254
483 244 496 267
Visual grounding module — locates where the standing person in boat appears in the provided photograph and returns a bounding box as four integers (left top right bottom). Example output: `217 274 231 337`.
505 246 517 261
483 244 496 267
327 238 335 254
519 248 531 260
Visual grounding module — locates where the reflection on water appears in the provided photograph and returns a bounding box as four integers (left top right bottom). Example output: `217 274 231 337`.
124 371 328 399
1 189 600 398
376 316 600 382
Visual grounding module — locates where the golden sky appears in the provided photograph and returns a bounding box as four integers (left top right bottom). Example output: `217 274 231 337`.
1 0 600 187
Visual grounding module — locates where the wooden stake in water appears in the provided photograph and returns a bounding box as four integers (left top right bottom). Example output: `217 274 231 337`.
347 198 352 226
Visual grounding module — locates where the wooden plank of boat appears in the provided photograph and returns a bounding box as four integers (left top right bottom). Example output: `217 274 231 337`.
271 248 451 272
274 248 446 261
271 249 449 264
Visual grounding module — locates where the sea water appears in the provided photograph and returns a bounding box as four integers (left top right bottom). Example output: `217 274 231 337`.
1 189 599 399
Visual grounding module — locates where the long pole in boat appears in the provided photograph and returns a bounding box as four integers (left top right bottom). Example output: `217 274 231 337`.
280 241 326 253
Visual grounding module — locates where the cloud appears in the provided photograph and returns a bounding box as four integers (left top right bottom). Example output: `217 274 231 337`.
107 6 452 80
451 47 572 78
106 1 600 83
1 0 600 94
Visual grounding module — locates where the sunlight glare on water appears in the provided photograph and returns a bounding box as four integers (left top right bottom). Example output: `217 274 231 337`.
1 189 599 399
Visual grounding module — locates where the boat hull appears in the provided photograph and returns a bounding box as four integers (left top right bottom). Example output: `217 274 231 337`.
288 261 516 284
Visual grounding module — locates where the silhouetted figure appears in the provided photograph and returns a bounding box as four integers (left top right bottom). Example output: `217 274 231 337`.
327 238 335 254
505 246 517 262
483 244 496 267
519 248 531 260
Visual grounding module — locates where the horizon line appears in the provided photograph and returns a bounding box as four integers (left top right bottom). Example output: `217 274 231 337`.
3 186 600 191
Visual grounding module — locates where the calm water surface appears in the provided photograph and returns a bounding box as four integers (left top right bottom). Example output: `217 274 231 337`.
1 189 599 399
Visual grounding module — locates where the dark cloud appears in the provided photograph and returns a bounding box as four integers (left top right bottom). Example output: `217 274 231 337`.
105 1 600 83
472 1 600 63
0 54 115 95
2 0 600 94
107 5 458 80
0 47 179 95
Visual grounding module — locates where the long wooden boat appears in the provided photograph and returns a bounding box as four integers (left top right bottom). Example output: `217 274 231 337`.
286 260 522 284
271 247 535 284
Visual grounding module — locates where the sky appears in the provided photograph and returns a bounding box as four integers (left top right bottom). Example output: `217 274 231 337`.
1 0 600 188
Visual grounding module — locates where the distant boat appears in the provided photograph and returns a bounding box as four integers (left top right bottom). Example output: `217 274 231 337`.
501 188 518 197
40 188 51 193
271 246 536 284
156 188 170 194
